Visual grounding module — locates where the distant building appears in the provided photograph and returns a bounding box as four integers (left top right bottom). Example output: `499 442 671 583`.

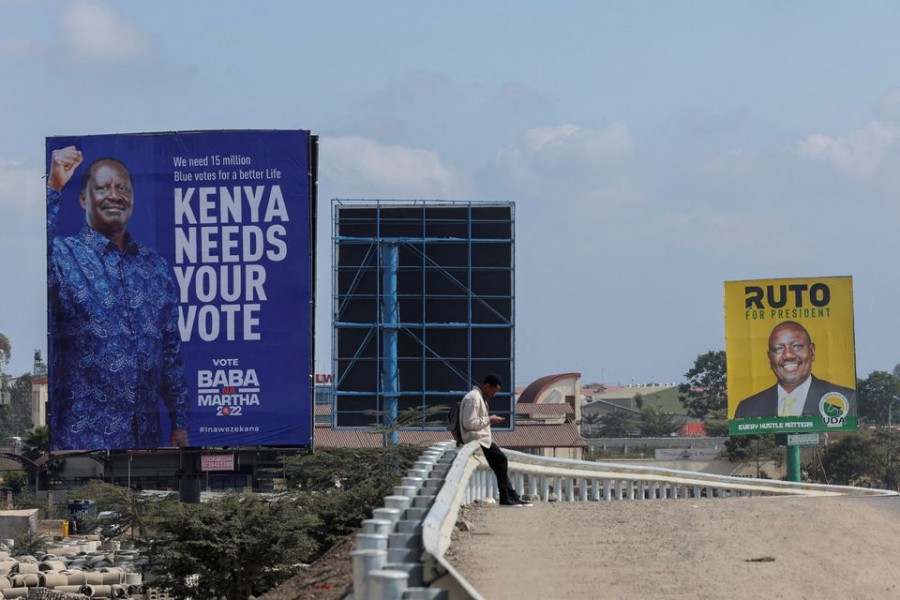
31 376 48 429
314 372 588 459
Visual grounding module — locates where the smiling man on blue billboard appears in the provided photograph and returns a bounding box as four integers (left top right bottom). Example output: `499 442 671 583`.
47 130 315 451
47 146 190 450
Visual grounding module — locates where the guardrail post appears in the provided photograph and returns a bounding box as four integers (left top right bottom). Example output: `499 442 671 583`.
362 519 394 535
368 569 409 600
351 549 386 600
356 534 389 552
603 480 612 501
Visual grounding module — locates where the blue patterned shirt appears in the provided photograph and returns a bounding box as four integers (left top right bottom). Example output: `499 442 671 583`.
47 187 190 450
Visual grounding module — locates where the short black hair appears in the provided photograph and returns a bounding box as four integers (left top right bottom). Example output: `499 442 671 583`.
80 157 131 193
482 373 503 388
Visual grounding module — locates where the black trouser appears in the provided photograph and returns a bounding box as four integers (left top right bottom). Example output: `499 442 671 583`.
481 442 517 501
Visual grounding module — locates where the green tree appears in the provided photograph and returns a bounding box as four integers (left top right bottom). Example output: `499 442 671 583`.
814 433 883 485
704 409 729 437
638 406 676 437
581 412 602 437
147 493 319 600
597 411 638 437
725 435 782 478
678 350 727 420
633 393 644 410
21 426 49 461
0 333 10 368
858 371 900 426
0 471 27 496
811 431 900 488
282 445 423 551
0 374 34 442
73 481 169 538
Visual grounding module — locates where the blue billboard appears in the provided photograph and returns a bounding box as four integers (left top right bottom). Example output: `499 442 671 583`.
45 130 315 451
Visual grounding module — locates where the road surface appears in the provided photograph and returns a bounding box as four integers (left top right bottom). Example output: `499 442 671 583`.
446 495 900 599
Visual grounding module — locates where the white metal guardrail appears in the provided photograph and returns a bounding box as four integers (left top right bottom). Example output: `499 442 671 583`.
353 440 898 600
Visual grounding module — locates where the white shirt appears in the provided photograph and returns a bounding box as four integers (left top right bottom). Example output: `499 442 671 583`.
460 386 492 448
777 376 812 416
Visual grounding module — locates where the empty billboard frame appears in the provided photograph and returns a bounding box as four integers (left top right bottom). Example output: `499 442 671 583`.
332 200 515 431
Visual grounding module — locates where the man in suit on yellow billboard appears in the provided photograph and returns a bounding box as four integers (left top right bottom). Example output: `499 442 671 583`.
735 320 856 418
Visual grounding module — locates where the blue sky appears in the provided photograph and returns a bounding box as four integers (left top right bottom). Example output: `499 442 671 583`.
3 0 900 386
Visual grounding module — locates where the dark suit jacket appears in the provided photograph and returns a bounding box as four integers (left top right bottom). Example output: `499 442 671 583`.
734 375 856 419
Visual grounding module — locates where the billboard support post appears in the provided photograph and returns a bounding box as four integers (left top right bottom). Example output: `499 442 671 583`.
381 244 400 446
786 445 801 482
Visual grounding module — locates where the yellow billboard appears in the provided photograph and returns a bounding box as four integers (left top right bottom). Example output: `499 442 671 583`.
725 276 857 435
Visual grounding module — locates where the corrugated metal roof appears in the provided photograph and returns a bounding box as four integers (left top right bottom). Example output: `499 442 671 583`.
516 403 574 417
593 385 678 400
494 424 586 449
313 422 587 449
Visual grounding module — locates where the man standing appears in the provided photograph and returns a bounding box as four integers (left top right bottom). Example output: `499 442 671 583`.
460 374 531 506
47 145 190 450
734 320 856 419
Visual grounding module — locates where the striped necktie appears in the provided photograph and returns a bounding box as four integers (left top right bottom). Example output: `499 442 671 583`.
781 395 796 416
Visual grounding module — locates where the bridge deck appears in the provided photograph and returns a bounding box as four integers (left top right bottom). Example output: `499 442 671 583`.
446 495 900 599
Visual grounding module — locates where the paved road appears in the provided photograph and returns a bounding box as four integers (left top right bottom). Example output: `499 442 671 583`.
447 495 900 600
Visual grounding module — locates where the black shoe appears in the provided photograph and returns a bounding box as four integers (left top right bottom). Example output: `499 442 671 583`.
499 498 525 506
510 492 533 506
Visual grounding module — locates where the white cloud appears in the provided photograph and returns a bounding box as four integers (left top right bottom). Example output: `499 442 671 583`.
319 136 475 199
59 0 149 61
795 121 896 177
486 123 637 209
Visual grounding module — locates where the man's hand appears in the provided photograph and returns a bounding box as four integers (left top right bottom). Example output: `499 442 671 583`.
489 415 505 425
170 428 190 447
48 146 83 192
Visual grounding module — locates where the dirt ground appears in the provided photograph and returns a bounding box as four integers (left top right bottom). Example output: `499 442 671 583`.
259 536 354 600
446 495 900 600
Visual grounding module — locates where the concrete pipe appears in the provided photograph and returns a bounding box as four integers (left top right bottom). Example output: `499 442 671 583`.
13 563 37 575
62 570 87 585
40 560 68 571
80 584 113 597
99 569 124 585
10 574 37 588
51 585 85 594
84 571 104 585
38 572 69 588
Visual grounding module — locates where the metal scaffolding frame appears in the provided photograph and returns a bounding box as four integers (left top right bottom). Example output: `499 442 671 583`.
331 199 515 433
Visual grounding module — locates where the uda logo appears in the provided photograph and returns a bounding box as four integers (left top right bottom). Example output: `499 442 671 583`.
819 392 850 427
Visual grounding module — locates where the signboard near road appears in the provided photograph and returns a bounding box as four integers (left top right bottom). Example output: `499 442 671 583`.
786 433 820 446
